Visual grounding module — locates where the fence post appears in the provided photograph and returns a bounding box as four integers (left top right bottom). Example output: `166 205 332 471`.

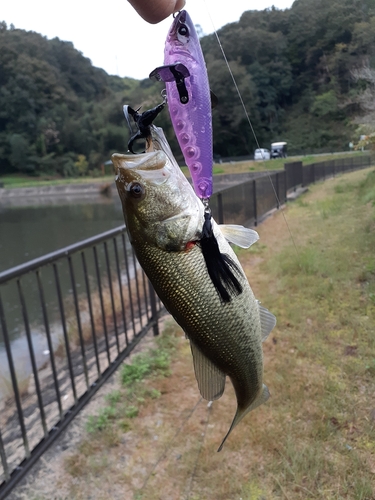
253 179 258 226
0 427 9 482
0 293 30 458
276 173 280 209
217 192 224 224
148 280 159 336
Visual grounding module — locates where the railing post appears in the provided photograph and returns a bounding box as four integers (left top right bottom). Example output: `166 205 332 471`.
217 192 224 224
0 293 30 458
148 280 159 336
0 427 9 482
36 270 63 418
253 179 258 227
17 278 48 437
276 173 280 209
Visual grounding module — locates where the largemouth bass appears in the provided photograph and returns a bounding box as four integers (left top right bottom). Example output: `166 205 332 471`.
113 127 276 451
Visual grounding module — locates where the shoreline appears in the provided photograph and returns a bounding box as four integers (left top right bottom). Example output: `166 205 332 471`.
0 171 272 202
0 181 114 199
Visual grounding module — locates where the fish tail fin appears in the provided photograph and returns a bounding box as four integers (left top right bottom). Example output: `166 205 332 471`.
217 384 270 452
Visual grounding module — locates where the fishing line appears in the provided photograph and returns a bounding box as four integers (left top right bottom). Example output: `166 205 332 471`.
201 1 300 260
185 401 213 500
138 396 203 492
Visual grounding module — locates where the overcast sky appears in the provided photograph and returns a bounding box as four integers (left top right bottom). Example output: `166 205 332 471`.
1 0 294 80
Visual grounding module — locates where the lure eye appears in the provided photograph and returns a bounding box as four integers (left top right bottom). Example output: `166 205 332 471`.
178 25 189 36
128 182 144 199
177 24 189 42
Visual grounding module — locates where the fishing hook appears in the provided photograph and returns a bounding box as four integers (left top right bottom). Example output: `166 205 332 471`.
123 101 166 154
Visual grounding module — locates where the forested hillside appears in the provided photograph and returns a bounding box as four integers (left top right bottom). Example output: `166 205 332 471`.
0 22 172 176
201 0 375 156
1 0 375 176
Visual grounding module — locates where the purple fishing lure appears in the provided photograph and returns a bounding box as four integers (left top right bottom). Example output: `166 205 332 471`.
150 10 213 199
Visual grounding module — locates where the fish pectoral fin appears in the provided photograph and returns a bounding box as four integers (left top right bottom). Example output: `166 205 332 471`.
258 303 277 342
190 340 226 401
218 224 259 249
217 384 270 452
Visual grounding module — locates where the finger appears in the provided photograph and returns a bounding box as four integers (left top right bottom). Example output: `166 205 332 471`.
127 0 186 24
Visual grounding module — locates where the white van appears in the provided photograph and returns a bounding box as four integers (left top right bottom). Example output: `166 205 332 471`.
254 148 271 161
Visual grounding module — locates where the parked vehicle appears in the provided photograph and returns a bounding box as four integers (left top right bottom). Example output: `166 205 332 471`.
271 142 287 159
254 148 271 161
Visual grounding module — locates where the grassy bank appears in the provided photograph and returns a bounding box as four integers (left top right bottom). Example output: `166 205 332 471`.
182 152 369 179
21 166 375 499
1 152 368 189
0 174 116 189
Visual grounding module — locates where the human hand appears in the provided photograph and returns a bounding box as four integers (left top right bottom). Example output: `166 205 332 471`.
127 0 186 24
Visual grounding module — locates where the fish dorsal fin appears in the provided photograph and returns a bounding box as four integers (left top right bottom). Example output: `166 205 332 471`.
219 225 259 249
258 303 276 341
190 340 226 401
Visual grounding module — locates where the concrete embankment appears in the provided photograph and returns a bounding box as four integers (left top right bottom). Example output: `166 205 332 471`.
0 181 112 199
0 181 115 207
0 172 273 204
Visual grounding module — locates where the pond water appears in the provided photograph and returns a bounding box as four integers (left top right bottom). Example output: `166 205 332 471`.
0 192 124 272
0 191 129 396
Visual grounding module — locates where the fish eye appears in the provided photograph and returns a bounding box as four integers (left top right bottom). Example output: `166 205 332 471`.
128 182 144 199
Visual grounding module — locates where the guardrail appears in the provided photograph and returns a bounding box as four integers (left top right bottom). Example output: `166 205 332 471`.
0 153 372 498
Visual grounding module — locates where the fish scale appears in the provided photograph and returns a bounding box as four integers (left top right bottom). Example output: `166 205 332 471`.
131 231 263 395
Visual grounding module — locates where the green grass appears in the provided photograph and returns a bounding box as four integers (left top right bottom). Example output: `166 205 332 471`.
120 348 171 385
83 322 178 435
231 167 375 499
260 168 375 497
0 173 115 189
54 167 375 500
64 321 180 489
2 152 367 188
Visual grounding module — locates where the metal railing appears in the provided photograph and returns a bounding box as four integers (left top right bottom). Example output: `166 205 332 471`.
288 155 372 191
0 226 164 498
0 153 372 498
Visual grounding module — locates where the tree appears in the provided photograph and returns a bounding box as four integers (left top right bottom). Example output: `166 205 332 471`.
351 64 375 150
9 134 33 172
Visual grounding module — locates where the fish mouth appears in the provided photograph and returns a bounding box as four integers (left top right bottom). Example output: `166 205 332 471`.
112 151 171 185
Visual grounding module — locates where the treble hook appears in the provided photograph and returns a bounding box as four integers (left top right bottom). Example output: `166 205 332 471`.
123 100 166 154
